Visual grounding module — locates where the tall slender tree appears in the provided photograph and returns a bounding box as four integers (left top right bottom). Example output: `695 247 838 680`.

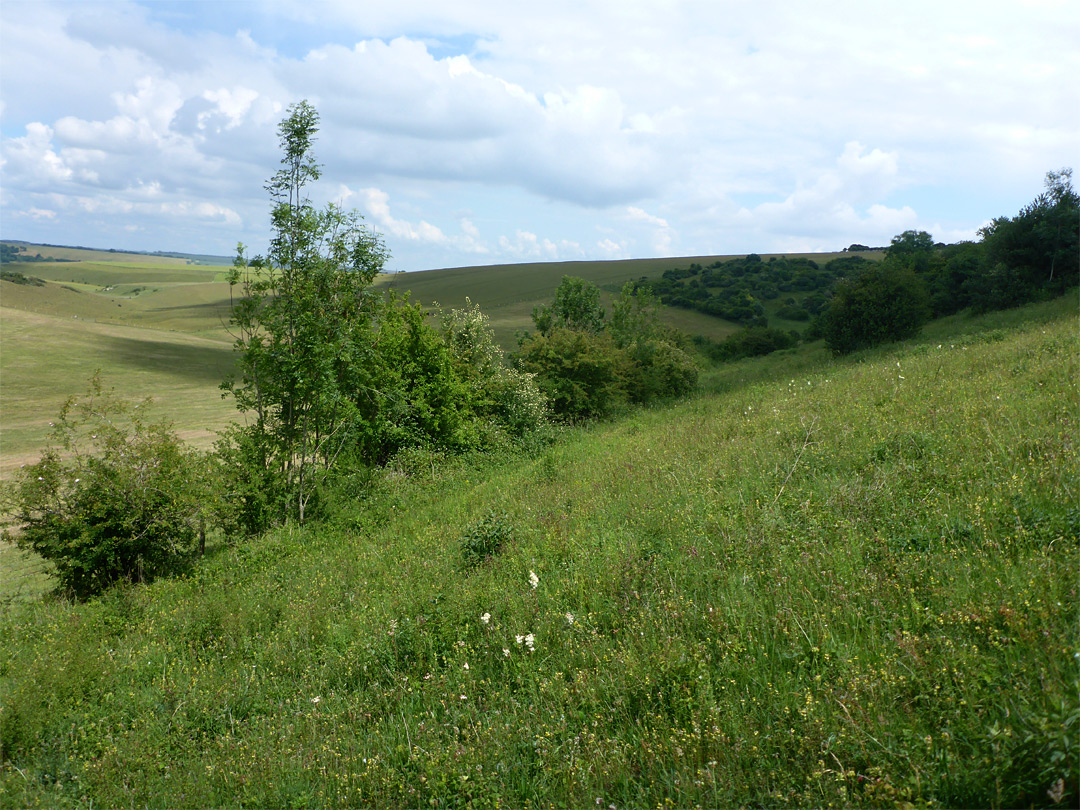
222 101 389 525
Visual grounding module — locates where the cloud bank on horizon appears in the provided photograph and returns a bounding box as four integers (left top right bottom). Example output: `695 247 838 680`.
1 0 1077 271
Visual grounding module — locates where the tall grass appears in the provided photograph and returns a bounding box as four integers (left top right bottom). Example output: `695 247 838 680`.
0 297 1076 808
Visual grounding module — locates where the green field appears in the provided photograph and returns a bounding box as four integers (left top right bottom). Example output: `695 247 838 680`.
384 252 879 348
0 292 1075 807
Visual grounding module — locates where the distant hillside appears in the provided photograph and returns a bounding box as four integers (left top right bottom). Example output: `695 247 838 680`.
1 240 233 266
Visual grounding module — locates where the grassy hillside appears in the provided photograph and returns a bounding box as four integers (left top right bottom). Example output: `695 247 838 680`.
2 240 231 266
1 295 1075 808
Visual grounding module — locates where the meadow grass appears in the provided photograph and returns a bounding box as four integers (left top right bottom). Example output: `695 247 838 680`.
0 304 237 476
0 295 1075 808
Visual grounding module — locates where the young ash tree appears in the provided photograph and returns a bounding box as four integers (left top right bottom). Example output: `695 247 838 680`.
221 101 389 527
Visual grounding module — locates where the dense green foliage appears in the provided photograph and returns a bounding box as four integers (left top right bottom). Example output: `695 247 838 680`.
441 299 548 443
516 278 698 420
531 274 606 335
0 243 64 264
820 262 932 354
3 377 208 599
1 296 1075 808
220 103 547 532
974 167 1079 311
695 325 800 361
645 254 866 326
516 326 628 420
0 268 46 286
643 168 1078 361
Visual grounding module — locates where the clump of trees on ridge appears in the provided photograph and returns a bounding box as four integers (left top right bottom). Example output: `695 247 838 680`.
648 167 1078 356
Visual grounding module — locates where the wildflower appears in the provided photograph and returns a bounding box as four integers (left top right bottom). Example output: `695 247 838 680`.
565 612 575 625
463 662 469 671
310 696 321 705
460 694 467 700
503 648 511 657
1048 777 1066 804
529 570 539 589
525 633 535 652
515 635 525 645
480 612 491 625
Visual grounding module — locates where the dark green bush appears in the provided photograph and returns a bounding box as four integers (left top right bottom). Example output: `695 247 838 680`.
515 327 626 420
622 338 698 403
820 262 931 354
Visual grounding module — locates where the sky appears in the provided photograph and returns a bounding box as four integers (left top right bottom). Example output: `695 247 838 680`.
1 1 1077 272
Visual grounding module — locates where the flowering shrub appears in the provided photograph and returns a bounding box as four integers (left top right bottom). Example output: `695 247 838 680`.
443 298 548 441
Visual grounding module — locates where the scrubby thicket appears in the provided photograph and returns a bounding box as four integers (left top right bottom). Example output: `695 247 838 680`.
1 295 1076 809
0 102 1076 807
514 276 699 420
647 167 1079 358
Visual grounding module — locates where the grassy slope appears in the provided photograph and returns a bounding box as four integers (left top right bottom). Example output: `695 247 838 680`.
1 295 1075 809
0 281 238 476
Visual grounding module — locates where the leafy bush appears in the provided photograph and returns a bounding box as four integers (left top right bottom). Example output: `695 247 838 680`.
621 337 699 403
515 327 625 420
775 303 810 321
532 275 606 335
3 376 209 599
516 280 699 420
716 326 798 360
0 268 46 286
460 510 514 569
443 298 548 442
820 262 931 354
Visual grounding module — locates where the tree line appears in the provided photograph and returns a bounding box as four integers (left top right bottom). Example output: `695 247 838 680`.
649 169 1078 356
